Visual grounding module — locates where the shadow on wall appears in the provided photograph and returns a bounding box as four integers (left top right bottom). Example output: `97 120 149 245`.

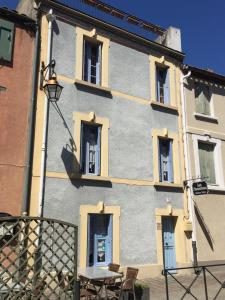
51 101 112 189
194 202 214 251
75 82 113 99
53 20 60 35
61 146 112 189
185 78 225 97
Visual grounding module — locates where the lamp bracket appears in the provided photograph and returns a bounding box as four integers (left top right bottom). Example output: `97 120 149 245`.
40 59 56 90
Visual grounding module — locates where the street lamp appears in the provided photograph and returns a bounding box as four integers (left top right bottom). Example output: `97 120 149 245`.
40 59 63 102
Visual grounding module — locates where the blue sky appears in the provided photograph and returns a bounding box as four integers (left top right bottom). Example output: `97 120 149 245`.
2 0 225 75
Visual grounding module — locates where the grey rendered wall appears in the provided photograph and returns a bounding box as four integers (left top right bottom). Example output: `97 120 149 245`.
52 20 76 79
47 83 178 180
109 41 150 99
44 177 183 265
45 18 183 267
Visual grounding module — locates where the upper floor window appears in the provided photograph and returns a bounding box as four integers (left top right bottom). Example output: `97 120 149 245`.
158 138 173 182
156 66 170 105
198 141 216 184
83 39 102 85
80 122 101 175
0 18 14 62
76 27 109 88
195 83 211 116
192 134 224 188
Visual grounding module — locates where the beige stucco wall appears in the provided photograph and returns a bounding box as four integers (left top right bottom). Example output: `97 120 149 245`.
185 77 225 262
185 79 225 136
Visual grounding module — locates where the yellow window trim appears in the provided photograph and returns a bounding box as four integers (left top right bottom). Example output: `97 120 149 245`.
152 128 180 184
155 208 187 265
75 26 110 87
45 171 155 186
73 111 109 177
80 204 120 267
149 55 177 106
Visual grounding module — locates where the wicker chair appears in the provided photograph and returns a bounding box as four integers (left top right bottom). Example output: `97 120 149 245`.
107 267 139 300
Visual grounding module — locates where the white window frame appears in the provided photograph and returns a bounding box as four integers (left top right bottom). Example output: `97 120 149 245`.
192 134 224 188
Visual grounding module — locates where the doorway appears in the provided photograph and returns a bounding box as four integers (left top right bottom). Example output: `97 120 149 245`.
87 214 112 267
162 216 177 271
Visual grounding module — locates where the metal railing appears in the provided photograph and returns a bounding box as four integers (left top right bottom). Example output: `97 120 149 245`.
0 216 78 299
164 264 225 300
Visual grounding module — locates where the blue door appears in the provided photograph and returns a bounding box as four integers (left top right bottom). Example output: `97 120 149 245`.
87 214 112 267
162 217 176 272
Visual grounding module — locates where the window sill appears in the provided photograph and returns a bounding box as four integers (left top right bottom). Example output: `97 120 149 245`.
194 113 218 123
207 185 225 192
154 182 183 189
150 101 178 113
74 79 111 94
71 173 110 182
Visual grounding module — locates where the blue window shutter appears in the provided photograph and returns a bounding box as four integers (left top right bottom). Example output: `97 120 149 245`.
96 43 101 85
168 140 174 182
80 123 84 172
95 126 101 175
0 19 14 62
85 132 90 174
87 214 90 266
84 41 91 82
158 139 163 182
87 43 92 82
156 68 160 102
106 215 112 264
164 69 170 104
82 39 86 80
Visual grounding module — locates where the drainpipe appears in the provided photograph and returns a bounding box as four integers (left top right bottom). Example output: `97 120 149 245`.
38 9 56 217
21 13 41 215
180 69 198 267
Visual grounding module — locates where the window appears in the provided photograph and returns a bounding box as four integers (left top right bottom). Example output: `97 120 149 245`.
192 134 224 188
152 129 180 184
158 138 173 182
83 40 102 85
198 141 216 184
156 66 170 104
79 204 120 268
80 122 101 175
195 83 211 115
87 214 112 266
0 18 14 62
74 112 109 177
75 27 109 87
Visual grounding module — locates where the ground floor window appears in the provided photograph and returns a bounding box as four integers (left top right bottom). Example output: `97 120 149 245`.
80 204 120 268
87 214 112 267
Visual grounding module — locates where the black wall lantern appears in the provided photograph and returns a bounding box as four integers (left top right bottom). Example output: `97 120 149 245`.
40 59 63 102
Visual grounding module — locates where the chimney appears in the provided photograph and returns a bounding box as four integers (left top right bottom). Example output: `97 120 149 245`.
156 26 182 52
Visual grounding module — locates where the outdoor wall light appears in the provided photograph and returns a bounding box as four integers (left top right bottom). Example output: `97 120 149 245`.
40 59 63 102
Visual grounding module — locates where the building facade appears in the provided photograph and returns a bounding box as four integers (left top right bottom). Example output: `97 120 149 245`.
0 8 36 215
182 65 225 264
18 0 192 277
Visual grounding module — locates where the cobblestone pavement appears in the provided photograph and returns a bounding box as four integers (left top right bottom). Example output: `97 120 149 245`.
144 268 225 300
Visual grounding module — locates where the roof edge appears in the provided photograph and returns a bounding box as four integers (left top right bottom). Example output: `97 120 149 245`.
43 0 185 61
0 7 36 28
183 64 225 84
